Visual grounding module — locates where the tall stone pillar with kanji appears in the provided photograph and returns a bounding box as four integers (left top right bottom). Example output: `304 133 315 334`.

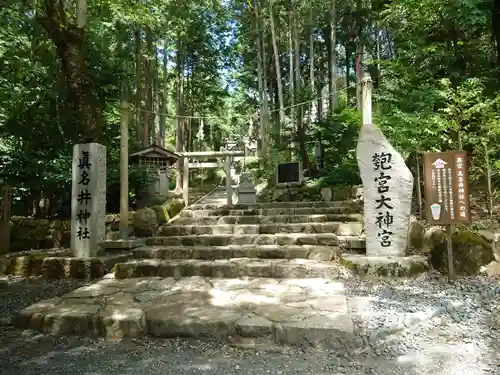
71 143 107 258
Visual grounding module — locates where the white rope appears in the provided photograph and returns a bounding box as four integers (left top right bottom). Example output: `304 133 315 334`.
124 79 366 120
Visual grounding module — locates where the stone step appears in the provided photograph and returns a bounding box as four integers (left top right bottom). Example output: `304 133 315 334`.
172 213 363 225
113 258 347 280
158 222 363 236
189 200 358 210
146 233 340 247
180 206 360 218
14 276 355 348
133 244 342 261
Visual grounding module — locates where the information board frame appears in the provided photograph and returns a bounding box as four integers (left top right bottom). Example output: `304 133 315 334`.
423 151 471 225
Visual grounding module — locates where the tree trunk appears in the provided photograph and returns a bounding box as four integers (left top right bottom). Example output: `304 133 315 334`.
268 0 285 140
175 40 185 191
254 0 268 165
354 0 363 111
309 2 316 123
268 60 279 133
345 42 351 102
159 40 168 147
493 0 500 67
153 37 160 145
293 2 307 168
288 10 295 127
261 17 270 153
38 0 101 143
144 28 154 147
328 0 337 115
76 0 87 28
355 34 363 111
375 29 381 88
135 29 143 143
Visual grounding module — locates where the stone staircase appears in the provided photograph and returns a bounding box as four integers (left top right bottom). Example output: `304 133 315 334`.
112 188 365 279
15 187 367 348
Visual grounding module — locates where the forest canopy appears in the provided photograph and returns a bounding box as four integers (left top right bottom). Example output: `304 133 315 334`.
1 0 500 216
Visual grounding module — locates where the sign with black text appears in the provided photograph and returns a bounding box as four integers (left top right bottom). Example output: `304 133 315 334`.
423 151 471 225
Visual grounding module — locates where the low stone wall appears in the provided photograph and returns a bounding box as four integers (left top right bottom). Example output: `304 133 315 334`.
8 214 132 252
7 198 185 252
258 183 359 203
0 248 130 279
407 220 500 276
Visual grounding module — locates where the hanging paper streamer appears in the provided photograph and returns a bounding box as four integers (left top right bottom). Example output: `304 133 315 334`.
197 118 205 141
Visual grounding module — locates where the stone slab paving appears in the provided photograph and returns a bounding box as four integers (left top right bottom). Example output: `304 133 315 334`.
14 276 356 348
133 244 342 261
113 258 348 280
172 213 363 225
159 222 363 236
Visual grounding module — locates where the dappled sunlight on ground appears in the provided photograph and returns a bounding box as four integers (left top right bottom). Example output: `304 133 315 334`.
0 327 498 375
2 269 500 374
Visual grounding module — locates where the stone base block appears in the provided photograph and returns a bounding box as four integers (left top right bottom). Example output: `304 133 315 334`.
340 254 428 277
238 193 257 205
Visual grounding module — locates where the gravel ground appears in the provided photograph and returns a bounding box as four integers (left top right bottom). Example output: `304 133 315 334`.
345 272 500 373
0 274 500 375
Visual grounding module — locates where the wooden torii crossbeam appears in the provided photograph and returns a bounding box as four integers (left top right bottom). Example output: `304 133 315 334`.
179 149 249 206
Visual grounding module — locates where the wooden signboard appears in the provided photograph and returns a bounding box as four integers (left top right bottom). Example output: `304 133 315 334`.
423 151 471 225
0 185 12 253
277 162 302 185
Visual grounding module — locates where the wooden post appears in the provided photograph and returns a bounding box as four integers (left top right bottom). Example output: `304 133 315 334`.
0 185 12 253
225 155 233 205
485 142 493 218
183 155 189 206
415 152 423 219
119 99 129 239
446 224 455 282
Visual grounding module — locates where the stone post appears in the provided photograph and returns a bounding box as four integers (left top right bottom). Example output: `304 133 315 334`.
183 155 189 206
71 143 106 258
119 100 129 239
225 155 233 205
362 72 372 125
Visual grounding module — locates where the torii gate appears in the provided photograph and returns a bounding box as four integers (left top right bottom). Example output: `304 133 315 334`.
178 146 251 206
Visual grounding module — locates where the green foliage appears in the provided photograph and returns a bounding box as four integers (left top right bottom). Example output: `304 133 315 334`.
250 149 289 183
1 0 500 216
311 108 361 186
0 0 245 217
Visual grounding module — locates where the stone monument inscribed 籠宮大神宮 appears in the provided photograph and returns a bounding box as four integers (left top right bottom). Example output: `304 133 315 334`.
356 123 413 257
